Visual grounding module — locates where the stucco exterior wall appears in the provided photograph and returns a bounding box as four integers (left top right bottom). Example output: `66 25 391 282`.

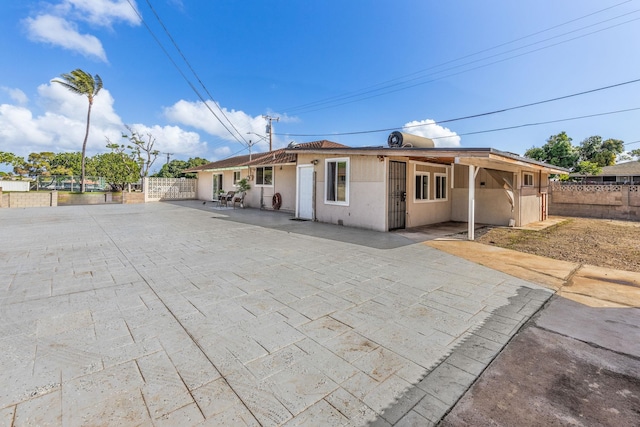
274 165 296 212
519 194 542 225
298 153 387 231
406 161 452 227
452 165 547 226
196 171 214 201
195 168 250 203
451 188 515 226
0 181 30 192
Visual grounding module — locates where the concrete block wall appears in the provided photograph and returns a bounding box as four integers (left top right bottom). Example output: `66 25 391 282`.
0 190 57 208
123 192 145 204
57 193 115 205
549 185 638 221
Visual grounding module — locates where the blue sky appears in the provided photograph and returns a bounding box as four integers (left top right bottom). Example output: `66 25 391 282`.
1 0 639 172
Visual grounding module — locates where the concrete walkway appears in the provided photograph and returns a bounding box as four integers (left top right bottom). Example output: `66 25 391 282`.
0 202 552 426
427 239 640 308
428 239 640 426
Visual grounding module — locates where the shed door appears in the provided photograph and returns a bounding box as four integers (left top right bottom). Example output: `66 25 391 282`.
388 161 407 230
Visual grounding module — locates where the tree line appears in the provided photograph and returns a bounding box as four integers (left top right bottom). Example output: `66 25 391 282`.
0 149 208 191
524 132 639 175
1 68 209 191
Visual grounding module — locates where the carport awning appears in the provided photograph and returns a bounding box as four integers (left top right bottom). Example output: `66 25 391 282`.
454 153 568 175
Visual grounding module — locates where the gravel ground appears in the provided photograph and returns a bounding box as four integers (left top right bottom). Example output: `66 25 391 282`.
476 217 640 273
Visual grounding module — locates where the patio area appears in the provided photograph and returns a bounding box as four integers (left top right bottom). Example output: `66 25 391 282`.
0 202 551 425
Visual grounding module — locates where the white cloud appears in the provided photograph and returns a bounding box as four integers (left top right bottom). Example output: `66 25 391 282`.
213 146 232 157
22 1 140 60
24 14 107 61
64 0 141 27
402 119 461 147
164 100 276 149
125 124 206 156
0 81 207 159
1 87 29 105
0 105 52 147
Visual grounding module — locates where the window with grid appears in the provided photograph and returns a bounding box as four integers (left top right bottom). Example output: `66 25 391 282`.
256 166 273 186
523 172 534 187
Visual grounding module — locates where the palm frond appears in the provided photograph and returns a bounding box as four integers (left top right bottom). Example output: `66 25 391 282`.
52 69 103 97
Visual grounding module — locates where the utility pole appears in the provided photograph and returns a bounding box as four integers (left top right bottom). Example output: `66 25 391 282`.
246 134 267 160
262 115 279 151
163 152 174 164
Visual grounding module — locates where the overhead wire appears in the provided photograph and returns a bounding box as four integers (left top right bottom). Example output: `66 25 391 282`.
142 0 249 146
277 78 640 137
281 0 634 113
124 0 248 148
283 7 640 115
435 107 640 140
273 106 640 143
122 1 640 157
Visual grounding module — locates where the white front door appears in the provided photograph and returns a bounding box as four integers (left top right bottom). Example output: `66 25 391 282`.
297 165 314 219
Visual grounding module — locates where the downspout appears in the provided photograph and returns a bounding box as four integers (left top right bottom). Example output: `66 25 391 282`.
538 170 542 194
313 170 317 221
468 165 477 240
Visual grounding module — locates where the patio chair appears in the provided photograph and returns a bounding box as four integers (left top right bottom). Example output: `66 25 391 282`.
219 191 235 207
232 192 245 209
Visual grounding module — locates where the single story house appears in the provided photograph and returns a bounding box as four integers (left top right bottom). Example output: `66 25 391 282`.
570 161 640 184
188 135 567 239
185 140 347 212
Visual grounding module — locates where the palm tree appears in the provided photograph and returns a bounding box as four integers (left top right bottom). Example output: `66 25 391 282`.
52 69 103 193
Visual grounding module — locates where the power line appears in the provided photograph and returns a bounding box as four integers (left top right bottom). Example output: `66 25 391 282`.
276 106 640 142
278 78 640 137
429 107 640 140
142 0 249 146
124 0 248 148
283 7 640 115
282 0 634 113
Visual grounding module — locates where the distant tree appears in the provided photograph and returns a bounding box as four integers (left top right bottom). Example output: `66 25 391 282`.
572 161 602 176
153 157 209 178
93 152 140 191
524 132 578 169
50 152 83 176
523 146 545 162
0 151 17 165
22 152 56 177
185 157 209 177
577 136 602 162
51 69 103 192
598 138 624 166
630 148 640 159
0 152 23 178
154 159 188 178
578 136 624 167
110 126 160 179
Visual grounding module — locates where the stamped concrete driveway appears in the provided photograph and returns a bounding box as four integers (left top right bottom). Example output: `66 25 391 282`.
0 202 551 426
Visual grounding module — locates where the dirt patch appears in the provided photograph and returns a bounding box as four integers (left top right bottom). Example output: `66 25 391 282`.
476 217 640 273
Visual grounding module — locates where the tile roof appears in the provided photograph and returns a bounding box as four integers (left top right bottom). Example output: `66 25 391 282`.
184 154 253 172
570 161 640 177
599 161 640 175
185 140 348 171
